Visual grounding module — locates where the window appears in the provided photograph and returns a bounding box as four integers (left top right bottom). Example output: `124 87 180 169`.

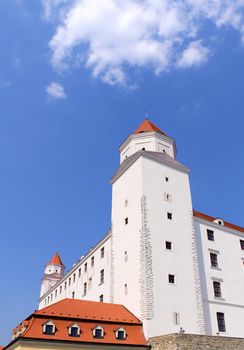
165 177 169 182
168 274 175 284
93 326 104 339
51 294 53 301
60 285 62 294
125 217 128 225
69 325 80 337
99 294 104 302
165 241 172 250
207 229 214 241
69 277 71 286
83 282 87 295
101 247 104 259
88 277 92 289
164 193 172 202
43 321 55 335
124 283 128 295
78 268 81 278
84 263 87 272
124 199 128 207
100 269 104 284
217 312 226 332
173 312 180 325
167 212 172 220
73 273 76 283
72 291 75 299
124 251 128 262
210 252 218 268
213 281 222 298
115 328 126 340
240 240 244 250
91 256 94 267
55 290 57 298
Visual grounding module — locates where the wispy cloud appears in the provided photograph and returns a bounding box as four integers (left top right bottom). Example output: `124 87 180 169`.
43 0 244 86
46 82 67 99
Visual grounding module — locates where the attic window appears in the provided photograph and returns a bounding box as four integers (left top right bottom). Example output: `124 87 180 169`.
214 218 224 226
43 321 55 335
142 147 145 151
68 323 80 337
115 328 126 340
93 326 104 339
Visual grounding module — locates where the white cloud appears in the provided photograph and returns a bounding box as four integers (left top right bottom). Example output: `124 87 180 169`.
46 82 67 99
177 41 210 68
43 0 244 86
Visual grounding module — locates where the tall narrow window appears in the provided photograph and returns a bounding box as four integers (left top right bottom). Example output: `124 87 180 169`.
167 212 172 220
173 312 180 325
240 240 244 250
124 283 128 295
101 247 104 259
124 251 128 262
83 282 87 295
84 263 87 272
168 274 175 284
210 253 218 268
60 285 62 294
165 177 169 182
69 277 71 286
55 290 57 298
91 256 94 267
217 312 226 332
100 269 104 284
78 268 81 278
213 281 222 298
73 273 76 283
125 217 128 225
72 291 75 299
99 294 104 302
64 282 67 290
207 229 214 241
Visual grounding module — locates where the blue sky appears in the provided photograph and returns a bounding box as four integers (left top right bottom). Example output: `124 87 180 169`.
0 0 244 345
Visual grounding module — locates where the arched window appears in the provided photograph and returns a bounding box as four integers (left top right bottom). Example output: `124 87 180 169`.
68 323 80 337
93 325 104 338
115 327 126 340
43 320 55 335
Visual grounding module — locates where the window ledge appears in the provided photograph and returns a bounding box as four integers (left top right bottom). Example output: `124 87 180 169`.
99 282 104 286
210 266 221 271
213 297 225 302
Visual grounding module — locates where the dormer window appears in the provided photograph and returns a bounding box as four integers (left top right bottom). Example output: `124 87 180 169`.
43 321 55 335
115 327 126 340
68 323 80 337
93 325 104 338
213 218 224 226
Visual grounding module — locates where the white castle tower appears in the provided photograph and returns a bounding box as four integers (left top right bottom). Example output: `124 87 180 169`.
40 253 65 298
110 119 205 336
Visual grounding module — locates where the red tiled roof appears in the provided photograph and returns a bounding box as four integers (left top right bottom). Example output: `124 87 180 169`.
10 299 147 347
35 299 141 323
49 253 64 266
133 119 167 136
193 210 244 233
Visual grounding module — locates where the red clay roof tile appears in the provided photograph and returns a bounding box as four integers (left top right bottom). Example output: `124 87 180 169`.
49 253 64 266
133 119 167 136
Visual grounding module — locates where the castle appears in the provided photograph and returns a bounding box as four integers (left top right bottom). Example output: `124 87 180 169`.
39 119 244 339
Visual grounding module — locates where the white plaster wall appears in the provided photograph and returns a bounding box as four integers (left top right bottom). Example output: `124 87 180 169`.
195 219 244 337
120 133 175 163
141 157 201 337
39 235 111 309
111 157 144 320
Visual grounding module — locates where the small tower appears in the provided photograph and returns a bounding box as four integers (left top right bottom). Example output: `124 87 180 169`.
40 253 65 298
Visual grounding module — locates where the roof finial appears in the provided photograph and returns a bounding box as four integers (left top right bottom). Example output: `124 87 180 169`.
145 112 149 120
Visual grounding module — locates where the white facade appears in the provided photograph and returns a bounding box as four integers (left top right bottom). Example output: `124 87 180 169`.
39 120 244 339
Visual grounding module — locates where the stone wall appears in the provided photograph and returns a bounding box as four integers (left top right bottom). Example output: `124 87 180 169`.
149 333 244 350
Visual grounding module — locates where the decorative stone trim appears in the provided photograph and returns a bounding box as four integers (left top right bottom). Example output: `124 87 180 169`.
190 211 206 334
139 195 154 320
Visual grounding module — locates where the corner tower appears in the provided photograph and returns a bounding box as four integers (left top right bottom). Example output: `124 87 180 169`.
40 253 65 298
110 119 205 338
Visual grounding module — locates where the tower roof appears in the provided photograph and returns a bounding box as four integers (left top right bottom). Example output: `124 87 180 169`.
133 119 167 136
49 253 64 266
